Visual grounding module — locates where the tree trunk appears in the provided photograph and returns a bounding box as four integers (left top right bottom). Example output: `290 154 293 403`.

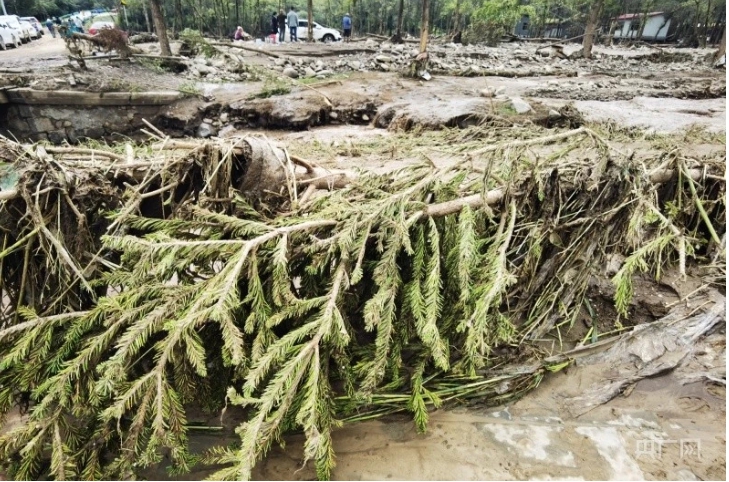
307 0 314 41
142 0 152 33
150 0 172 56
582 0 603 59
453 0 460 35
715 25 726 62
419 0 429 54
175 0 183 34
393 0 405 42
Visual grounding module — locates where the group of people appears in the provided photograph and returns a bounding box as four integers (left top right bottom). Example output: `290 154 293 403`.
43 15 84 38
234 7 353 43
266 7 301 43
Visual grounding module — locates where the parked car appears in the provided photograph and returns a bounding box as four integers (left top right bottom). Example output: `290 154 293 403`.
88 21 115 35
284 19 341 42
19 19 39 39
20 17 44 36
0 15 31 43
0 23 21 49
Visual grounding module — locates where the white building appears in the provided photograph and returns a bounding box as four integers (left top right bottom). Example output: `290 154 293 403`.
613 11 672 41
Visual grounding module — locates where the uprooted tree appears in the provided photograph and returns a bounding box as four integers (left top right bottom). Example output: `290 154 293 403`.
0 123 725 480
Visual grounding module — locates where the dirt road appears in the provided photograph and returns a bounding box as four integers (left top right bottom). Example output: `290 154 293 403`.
0 33 68 68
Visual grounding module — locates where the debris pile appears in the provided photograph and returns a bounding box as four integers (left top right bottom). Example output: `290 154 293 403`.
0 122 724 480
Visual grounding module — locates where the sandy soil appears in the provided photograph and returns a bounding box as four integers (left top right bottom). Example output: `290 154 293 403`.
0 33 67 67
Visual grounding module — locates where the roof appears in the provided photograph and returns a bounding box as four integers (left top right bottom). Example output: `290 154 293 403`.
616 11 664 21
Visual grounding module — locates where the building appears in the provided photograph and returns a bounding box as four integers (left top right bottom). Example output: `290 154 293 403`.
514 14 530 37
613 11 672 41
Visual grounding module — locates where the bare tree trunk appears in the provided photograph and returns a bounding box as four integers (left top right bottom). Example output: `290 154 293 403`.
141 0 152 33
582 0 603 59
393 0 405 42
452 0 460 34
150 0 172 56
715 25 726 61
175 0 183 34
307 0 314 41
419 0 429 54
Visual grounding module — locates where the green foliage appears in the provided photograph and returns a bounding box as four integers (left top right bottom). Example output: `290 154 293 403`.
0 126 724 481
179 28 218 58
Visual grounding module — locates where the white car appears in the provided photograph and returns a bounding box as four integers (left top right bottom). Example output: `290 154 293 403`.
19 20 39 39
285 19 341 42
0 15 31 43
0 23 21 49
20 17 44 36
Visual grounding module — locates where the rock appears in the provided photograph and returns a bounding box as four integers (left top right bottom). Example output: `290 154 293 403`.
349 60 361 70
508 60 521 68
194 57 209 65
539 49 550 57
376 55 393 63
218 124 237 137
283 67 299 78
495 87 506 95
510 97 532 114
304 67 316 77
195 64 217 75
330 111 338 119
219 112 229 123
212 59 226 68
197 122 217 138
315 60 324 69
479 88 494 98
548 109 561 118
274 58 287 67
362 114 370 122
203 118 213 124
318 69 333 77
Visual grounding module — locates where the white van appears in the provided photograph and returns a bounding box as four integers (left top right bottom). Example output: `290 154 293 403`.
0 22 21 49
0 15 31 43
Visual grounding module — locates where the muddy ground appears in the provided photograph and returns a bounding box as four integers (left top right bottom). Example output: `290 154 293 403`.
0 34 725 481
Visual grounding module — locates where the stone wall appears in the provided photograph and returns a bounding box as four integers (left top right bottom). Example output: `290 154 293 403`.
0 89 184 144
3 104 164 143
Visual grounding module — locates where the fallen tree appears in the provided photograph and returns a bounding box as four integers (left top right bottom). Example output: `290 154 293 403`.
0 124 724 480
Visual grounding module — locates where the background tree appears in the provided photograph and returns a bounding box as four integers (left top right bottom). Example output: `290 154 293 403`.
149 0 171 55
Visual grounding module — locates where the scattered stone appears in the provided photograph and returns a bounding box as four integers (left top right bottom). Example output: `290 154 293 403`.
283 67 299 78
330 111 338 119
479 88 494 98
349 60 361 70
362 114 370 121
510 97 532 114
304 67 317 77
219 112 229 123
274 58 287 67
197 122 217 138
376 55 393 63
548 109 561 118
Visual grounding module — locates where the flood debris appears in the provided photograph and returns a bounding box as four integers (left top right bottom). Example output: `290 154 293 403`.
0 120 724 480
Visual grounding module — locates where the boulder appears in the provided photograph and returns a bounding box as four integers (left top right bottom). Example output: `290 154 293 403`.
197 122 217 138
283 67 299 78
510 97 532 114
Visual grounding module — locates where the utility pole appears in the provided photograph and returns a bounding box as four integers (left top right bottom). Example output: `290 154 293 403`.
0 0 7 16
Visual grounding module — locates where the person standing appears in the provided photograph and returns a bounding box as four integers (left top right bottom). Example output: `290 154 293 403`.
271 12 278 42
287 7 298 42
277 9 286 42
46 18 56 38
342 12 352 42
